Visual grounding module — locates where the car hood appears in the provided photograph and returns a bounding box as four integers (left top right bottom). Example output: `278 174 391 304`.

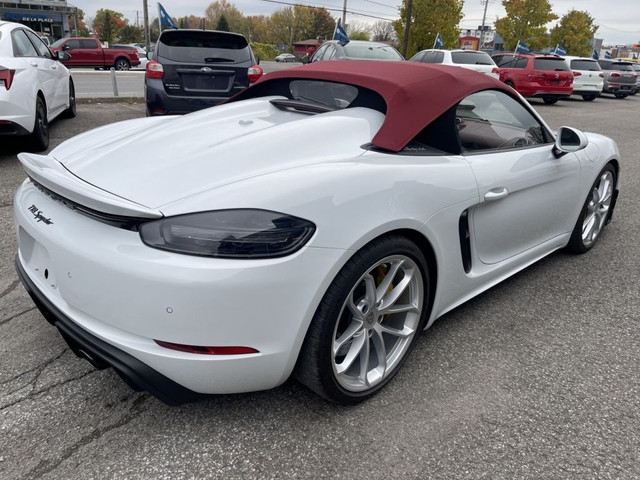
50 98 384 210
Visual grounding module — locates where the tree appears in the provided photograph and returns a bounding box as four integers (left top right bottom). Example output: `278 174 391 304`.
204 0 246 34
92 9 125 44
347 21 370 41
69 8 90 37
549 10 598 57
118 24 144 43
494 0 558 51
309 8 334 41
216 14 230 31
394 0 463 58
246 15 269 43
371 20 396 43
177 15 206 29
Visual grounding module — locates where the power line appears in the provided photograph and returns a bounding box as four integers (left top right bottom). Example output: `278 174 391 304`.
259 0 398 21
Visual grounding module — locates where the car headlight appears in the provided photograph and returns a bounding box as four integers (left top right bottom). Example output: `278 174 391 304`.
139 209 316 258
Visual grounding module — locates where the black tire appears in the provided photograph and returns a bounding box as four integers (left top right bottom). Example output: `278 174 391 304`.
114 58 130 70
26 96 49 152
614 93 628 99
294 235 430 404
566 163 616 254
582 94 597 101
543 97 559 104
61 79 76 118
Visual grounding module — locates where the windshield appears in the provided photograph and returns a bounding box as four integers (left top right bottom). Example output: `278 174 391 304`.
343 43 403 60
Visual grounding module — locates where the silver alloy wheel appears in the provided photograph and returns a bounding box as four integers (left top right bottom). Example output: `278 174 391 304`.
582 170 614 247
331 255 423 392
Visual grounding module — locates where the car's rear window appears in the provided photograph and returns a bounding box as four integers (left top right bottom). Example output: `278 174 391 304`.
343 43 403 60
158 31 251 63
451 51 494 65
610 62 634 71
533 58 570 71
569 59 601 71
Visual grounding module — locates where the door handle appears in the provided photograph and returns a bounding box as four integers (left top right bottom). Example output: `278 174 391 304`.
484 187 509 201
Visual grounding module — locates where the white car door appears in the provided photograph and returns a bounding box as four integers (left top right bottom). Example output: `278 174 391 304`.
456 90 581 265
13 28 67 118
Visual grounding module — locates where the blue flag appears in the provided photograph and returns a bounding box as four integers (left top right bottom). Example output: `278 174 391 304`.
592 49 599 60
158 3 178 29
554 44 566 56
515 40 530 54
333 20 349 45
434 33 444 49
604 51 612 59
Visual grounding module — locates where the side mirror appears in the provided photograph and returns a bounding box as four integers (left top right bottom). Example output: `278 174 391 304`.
301 56 310 64
56 51 71 62
62 44 71 51
553 126 588 158
146 51 154 60
255 56 260 65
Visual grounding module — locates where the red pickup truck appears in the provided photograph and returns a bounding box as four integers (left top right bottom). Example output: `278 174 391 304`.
50 37 140 70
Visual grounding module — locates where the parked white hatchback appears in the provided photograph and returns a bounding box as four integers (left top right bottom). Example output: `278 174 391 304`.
409 49 500 79
562 56 604 101
0 21 75 151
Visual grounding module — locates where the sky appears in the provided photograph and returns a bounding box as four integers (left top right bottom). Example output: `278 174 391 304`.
73 0 640 46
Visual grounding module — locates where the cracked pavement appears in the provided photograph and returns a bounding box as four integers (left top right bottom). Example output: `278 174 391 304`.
1 98 639 479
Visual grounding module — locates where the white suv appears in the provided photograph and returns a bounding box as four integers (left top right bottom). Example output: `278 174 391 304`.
409 49 499 79
562 56 604 101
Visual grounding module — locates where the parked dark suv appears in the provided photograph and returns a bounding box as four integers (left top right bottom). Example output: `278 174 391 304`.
145 29 262 116
596 59 637 98
492 53 573 104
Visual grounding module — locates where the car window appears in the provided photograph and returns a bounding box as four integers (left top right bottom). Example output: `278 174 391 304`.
289 80 359 109
494 55 515 67
451 51 494 65
12 29 39 57
342 43 403 60
569 59 601 71
421 51 443 63
158 31 251 63
455 90 551 152
80 39 98 49
409 51 425 62
25 30 53 59
311 44 329 62
534 58 570 71
324 45 336 60
610 62 634 72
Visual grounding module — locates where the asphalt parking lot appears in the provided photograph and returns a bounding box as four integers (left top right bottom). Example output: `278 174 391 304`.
1 94 639 479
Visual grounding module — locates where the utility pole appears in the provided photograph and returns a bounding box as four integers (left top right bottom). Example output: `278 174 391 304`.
479 0 489 50
143 0 150 52
402 0 413 58
342 0 347 27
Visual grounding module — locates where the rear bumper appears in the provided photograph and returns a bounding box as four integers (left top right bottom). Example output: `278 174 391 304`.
15 255 206 405
145 78 237 116
603 83 635 94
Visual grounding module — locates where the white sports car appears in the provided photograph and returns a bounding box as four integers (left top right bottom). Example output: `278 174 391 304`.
14 61 620 405
0 21 75 151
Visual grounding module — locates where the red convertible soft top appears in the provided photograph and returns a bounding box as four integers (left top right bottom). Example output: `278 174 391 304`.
233 60 513 152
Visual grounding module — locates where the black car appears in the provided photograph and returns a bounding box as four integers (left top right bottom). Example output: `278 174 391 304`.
145 29 262 116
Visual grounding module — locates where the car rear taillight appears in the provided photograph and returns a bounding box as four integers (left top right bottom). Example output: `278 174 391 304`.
0 67 15 90
146 60 164 79
611 72 621 78
155 340 259 355
247 65 263 83
572 71 582 76
599 73 604 77
491 67 499 75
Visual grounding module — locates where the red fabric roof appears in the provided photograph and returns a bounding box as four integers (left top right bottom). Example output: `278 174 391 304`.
246 60 513 152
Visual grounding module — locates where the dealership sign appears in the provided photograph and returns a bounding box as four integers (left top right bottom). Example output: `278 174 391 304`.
5 12 54 23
